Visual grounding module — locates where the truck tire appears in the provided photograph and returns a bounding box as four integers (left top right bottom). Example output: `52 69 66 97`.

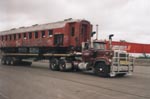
94 62 110 77
59 59 72 72
6 57 11 65
10 57 16 66
49 58 59 71
1 57 6 65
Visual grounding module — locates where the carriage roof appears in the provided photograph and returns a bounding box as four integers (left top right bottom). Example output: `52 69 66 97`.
0 19 83 35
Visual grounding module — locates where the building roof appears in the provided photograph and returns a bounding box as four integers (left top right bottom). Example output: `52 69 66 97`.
0 18 82 35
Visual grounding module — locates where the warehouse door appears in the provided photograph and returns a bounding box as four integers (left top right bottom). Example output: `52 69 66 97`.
54 34 64 46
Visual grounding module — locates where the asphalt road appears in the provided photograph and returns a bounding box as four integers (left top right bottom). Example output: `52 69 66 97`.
0 62 150 99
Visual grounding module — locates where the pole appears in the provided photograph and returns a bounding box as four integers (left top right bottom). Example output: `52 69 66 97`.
96 24 99 40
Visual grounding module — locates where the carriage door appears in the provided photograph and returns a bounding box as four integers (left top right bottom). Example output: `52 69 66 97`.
81 24 88 42
69 23 76 47
54 34 64 46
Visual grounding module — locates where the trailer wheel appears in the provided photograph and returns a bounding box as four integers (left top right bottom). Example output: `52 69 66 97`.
6 57 11 65
59 59 67 71
49 58 59 71
1 57 6 65
59 59 72 72
10 58 15 65
94 62 109 77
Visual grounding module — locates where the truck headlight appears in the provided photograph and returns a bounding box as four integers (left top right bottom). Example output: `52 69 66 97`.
109 59 112 62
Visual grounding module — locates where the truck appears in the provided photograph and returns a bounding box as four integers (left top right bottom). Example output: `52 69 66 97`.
0 18 134 77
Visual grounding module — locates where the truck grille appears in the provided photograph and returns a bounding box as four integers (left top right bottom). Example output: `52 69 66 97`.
111 51 134 74
113 52 129 66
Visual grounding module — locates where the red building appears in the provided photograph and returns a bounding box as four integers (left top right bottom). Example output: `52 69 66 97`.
106 41 150 53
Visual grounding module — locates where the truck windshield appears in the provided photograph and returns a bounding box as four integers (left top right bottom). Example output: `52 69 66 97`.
93 42 106 50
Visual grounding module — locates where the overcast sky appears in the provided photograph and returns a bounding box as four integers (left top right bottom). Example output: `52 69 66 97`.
0 0 150 44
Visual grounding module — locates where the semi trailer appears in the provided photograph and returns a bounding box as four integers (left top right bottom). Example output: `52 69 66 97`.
0 18 134 77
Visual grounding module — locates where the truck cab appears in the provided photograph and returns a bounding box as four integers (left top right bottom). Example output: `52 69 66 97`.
81 40 134 77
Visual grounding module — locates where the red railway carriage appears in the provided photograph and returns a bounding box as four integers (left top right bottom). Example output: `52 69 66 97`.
0 19 92 53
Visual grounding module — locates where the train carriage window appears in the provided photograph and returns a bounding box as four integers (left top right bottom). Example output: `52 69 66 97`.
34 31 38 38
54 34 64 46
14 34 16 40
2 36 4 41
70 26 75 36
42 31 45 38
3 36 4 41
8 35 9 40
29 32 32 39
23 33 26 39
48 30 53 37
9 35 12 40
3 36 5 41
18 34 21 39
5 35 8 41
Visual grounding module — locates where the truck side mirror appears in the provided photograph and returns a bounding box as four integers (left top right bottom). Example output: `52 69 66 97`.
109 34 114 40
91 32 96 37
